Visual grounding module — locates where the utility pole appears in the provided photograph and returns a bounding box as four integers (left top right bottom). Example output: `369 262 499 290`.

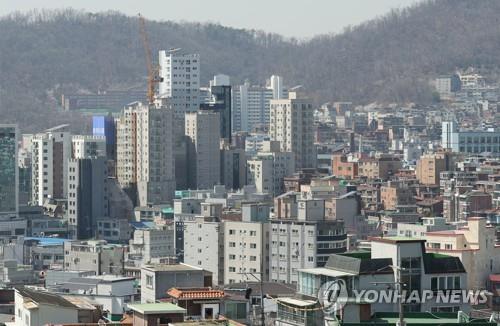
239 271 265 326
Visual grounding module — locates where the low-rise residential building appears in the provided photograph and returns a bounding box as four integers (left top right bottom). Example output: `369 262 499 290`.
380 181 415 210
332 154 358 179
14 287 98 326
128 302 186 325
358 155 402 180
397 216 455 238
224 220 268 285
128 221 175 267
269 219 346 284
63 240 126 275
140 263 211 303
425 217 500 290
183 217 224 286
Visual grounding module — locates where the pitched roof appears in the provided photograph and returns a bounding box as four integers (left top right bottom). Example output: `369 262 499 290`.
16 287 77 309
423 253 466 274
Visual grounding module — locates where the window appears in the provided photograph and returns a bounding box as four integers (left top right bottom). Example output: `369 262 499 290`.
229 229 236 235
146 275 153 287
229 242 236 247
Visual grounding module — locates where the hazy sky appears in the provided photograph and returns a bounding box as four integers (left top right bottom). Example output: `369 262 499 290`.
0 0 421 38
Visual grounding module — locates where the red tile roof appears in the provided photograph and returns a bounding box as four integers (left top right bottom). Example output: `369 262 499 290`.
167 287 225 300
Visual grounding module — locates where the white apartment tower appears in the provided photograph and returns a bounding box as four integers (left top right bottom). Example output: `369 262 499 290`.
31 125 71 205
269 91 316 169
185 111 221 189
158 50 200 135
116 101 175 206
231 76 287 132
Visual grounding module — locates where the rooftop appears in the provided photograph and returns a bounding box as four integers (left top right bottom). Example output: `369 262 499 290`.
128 302 186 315
340 312 495 325
142 263 203 272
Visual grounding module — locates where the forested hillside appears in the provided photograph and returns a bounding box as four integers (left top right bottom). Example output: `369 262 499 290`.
2 0 500 131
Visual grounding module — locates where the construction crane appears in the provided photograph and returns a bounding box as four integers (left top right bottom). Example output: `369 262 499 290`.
138 14 162 105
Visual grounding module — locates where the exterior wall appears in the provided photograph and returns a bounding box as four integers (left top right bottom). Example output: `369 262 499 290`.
158 51 200 138
425 218 500 289
0 125 18 218
297 199 325 221
71 135 106 159
64 241 125 275
332 154 358 179
183 218 223 285
140 267 205 303
380 184 414 210
14 292 78 326
269 93 316 169
270 221 346 284
116 102 175 205
231 78 287 132
185 111 221 190
358 157 402 180
416 153 449 186
246 149 295 197
442 121 500 153
67 157 107 239
129 227 175 266
224 221 267 284
31 129 71 205
220 146 246 190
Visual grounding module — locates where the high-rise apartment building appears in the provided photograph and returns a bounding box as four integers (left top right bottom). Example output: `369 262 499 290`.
116 101 175 206
92 115 116 159
71 135 106 159
0 125 18 218
31 125 71 206
158 50 200 135
246 141 295 196
200 84 232 141
185 111 221 189
269 91 316 169
220 143 246 190
67 157 107 239
232 76 287 132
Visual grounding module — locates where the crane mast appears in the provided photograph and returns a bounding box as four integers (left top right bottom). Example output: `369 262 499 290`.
138 14 160 105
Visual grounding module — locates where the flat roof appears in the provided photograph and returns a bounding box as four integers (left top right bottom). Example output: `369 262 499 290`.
25 237 68 245
298 267 356 278
142 263 203 272
370 236 426 244
128 302 186 315
278 297 317 307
